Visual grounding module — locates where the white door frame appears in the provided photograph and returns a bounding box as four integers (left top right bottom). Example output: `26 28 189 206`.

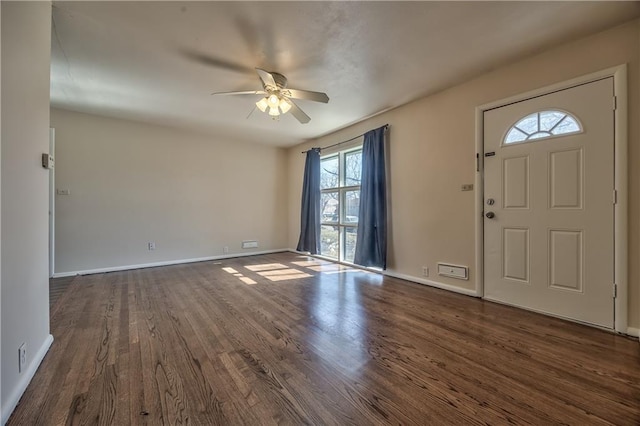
474 65 628 334
49 128 55 278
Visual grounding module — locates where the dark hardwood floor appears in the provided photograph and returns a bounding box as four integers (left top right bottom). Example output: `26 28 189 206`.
10 252 640 425
49 276 76 312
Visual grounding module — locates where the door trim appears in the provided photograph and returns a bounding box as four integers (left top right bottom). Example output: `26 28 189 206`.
49 128 55 278
474 65 628 334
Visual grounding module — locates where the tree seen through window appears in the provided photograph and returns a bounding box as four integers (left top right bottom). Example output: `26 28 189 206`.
320 148 362 262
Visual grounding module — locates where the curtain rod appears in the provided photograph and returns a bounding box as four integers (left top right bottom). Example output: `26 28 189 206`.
301 124 388 154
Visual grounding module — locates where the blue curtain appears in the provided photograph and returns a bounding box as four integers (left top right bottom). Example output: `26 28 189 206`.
354 126 387 269
296 149 321 254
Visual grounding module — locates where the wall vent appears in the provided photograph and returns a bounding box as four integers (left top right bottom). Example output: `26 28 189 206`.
242 240 258 249
437 263 468 280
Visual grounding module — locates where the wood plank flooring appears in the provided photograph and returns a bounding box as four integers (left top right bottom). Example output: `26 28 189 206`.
9 252 640 425
49 276 76 312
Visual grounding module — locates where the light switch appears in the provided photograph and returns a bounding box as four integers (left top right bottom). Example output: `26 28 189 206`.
56 189 70 195
42 153 54 169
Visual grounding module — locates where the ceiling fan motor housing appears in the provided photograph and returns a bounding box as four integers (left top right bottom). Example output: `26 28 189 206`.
266 72 288 91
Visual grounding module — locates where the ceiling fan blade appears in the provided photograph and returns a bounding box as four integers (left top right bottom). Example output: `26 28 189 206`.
180 49 254 74
211 90 266 96
235 17 277 71
255 68 277 89
284 88 329 103
287 99 311 124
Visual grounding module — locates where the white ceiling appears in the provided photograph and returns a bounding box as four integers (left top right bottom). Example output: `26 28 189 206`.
51 1 640 147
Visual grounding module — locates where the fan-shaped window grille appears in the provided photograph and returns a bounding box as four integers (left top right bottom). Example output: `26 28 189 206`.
504 110 581 144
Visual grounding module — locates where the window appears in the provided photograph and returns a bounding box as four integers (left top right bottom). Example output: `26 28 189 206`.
320 148 362 262
504 110 582 145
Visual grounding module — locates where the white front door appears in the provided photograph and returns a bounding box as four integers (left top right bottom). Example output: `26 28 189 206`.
483 78 615 328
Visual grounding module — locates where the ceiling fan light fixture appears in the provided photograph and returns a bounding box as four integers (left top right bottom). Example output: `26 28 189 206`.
212 68 324 124
279 98 292 114
256 97 269 112
267 94 280 108
268 106 280 117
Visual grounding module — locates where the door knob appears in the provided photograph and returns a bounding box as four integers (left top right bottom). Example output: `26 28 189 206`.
485 211 495 219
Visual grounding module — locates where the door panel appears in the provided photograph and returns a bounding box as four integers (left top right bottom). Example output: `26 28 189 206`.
483 78 614 328
503 156 529 209
549 149 583 209
503 228 529 282
549 229 583 292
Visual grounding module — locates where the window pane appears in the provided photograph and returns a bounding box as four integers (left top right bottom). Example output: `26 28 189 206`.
320 225 339 259
539 111 565 131
320 148 362 264
345 150 362 186
343 190 360 224
321 192 339 223
505 128 527 144
344 227 357 263
515 113 538 134
551 116 580 135
320 156 339 189
529 132 551 139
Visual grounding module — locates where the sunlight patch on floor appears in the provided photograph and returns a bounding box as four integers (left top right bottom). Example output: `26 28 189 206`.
222 266 257 285
261 273 312 282
221 257 372 284
244 263 288 272
292 257 372 275
307 264 353 272
257 268 312 282
291 260 332 267
239 276 257 285
258 268 308 277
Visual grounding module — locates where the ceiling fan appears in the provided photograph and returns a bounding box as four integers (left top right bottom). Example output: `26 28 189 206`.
212 68 329 124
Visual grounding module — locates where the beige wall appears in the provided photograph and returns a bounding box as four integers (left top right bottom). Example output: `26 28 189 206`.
51 109 289 274
287 20 640 330
1 1 52 421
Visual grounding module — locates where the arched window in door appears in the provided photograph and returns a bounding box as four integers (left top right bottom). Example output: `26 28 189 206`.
504 110 582 145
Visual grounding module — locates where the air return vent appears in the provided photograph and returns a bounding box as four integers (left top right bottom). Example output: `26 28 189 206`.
242 240 258 249
437 263 468 280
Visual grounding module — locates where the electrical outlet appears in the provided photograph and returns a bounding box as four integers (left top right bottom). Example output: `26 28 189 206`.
223 246 229 254
18 343 26 373
148 242 155 251
422 266 429 277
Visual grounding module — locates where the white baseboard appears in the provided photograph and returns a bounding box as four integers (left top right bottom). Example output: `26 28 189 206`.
382 270 478 297
2 334 54 425
288 249 478 298
626 327 639 338
52 249 289 278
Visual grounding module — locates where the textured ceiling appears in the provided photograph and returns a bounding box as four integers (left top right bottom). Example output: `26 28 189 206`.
50 1 640 147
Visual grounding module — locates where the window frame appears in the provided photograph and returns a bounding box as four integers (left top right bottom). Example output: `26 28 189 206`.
320 146 362 263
